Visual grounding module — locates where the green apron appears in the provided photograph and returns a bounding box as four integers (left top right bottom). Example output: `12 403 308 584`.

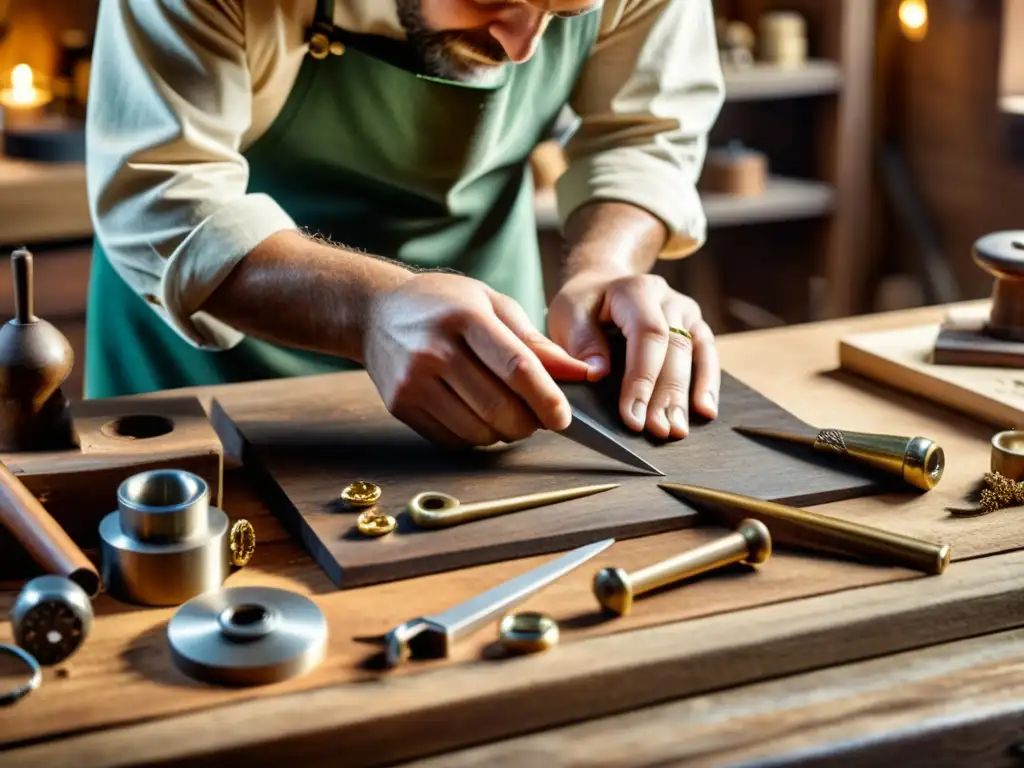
84 1 600 398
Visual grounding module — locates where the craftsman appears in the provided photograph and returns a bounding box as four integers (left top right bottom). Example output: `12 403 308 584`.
85 0 726 450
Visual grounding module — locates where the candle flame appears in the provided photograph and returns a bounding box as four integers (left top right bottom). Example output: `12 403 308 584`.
898 0 928 41
10 64 34 105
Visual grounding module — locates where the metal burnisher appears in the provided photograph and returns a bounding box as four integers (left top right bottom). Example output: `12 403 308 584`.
167 586 328 687
11 575 93 665
99 469 230 606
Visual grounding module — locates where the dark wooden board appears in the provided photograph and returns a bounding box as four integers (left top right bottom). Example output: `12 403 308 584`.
212 366 889 589
933 318 1024 367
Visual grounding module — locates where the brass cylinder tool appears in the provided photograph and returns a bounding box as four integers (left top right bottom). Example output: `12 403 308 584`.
99 470 230 606
408 484 619 529
991 430 1024 482
659 483 951 575
593 519 771 616
11 575 93 666
167 586 327 687
733 425 944 491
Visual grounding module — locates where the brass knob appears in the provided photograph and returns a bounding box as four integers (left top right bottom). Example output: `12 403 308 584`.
593 519 771 616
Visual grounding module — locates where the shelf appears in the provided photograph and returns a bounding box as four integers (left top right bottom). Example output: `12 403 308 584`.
723 60 842 101
703 176 835 228
534 177 835 232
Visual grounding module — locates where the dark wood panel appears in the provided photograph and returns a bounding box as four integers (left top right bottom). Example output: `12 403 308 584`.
213 348 887 588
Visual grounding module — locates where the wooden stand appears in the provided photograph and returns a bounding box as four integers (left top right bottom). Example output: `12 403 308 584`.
933 231 1024 367
0 395 224 578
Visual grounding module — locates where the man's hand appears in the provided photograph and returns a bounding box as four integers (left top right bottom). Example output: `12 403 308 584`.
364 273 590 449
548 270 720 441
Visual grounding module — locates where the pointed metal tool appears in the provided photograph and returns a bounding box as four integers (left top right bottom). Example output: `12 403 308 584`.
658 482 950 575
733 425 944 491
560 406 663 475
383 538 614 667
408 483 620 529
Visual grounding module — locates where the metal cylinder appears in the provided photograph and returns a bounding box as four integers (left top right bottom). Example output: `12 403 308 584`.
11 574 93 665
100 470 229 606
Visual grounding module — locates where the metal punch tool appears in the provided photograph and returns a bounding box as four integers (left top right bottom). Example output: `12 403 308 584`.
383 538 614 667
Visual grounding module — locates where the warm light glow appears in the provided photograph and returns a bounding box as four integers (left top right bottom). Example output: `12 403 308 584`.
0 63 52 111
10 64 34 105
899 0 929 41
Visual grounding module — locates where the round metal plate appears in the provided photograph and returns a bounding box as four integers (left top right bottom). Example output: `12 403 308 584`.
167 586 327 687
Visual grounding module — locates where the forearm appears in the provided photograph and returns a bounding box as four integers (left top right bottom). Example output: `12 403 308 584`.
561 201 669 285
203 230 412 363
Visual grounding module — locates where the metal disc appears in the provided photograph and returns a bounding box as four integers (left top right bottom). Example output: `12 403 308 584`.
167 587 327 686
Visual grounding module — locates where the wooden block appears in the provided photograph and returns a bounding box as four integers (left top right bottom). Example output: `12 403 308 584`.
933 316 1024 367
839 317 1024 429
211 370 887 590
0 395 224 577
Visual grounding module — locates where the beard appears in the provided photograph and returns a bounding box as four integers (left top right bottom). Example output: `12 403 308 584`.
396 0 510 85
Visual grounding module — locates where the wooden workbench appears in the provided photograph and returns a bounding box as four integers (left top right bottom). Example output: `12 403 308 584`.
3 303 1024 767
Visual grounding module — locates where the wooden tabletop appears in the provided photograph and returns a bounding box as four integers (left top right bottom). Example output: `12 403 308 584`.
3 301 1023 767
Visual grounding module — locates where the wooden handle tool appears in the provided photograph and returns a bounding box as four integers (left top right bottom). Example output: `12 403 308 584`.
0 460 100 596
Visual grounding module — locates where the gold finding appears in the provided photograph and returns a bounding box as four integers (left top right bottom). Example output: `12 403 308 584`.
228 519 256 567
593 518 771 616
341 481 382 509
357 509 396 537
408 484 619 529
660 483 951 575
949 471 1024 517
498 612 560 655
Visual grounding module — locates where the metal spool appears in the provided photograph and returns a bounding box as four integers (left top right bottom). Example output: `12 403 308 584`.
167 586 328 687
11 575 93 666
100 469 229 606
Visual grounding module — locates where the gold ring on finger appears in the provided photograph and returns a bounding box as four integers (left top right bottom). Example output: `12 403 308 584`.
668 326 693 341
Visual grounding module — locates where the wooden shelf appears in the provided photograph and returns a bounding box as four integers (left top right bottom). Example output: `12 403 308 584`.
703 176 835 227
534 177 835 232
723 60 842 101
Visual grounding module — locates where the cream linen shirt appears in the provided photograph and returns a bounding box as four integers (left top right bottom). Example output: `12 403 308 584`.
86 0 725 349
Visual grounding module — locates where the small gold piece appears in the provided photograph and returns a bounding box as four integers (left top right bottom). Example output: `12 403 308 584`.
229 519 256 567
660 483 951 575
356 509 396 537
329 40 346 56
499 612 560 655
408 484 618 529
341 481 382 508
668 326 693 341
308 31 330 59
593 519 771 616
949 471 1024 517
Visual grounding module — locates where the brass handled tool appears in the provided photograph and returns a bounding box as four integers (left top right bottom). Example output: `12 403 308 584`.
408 483 619 529
383 538 614 667
733 425 944 491
659 483 950 575
593 519 771 616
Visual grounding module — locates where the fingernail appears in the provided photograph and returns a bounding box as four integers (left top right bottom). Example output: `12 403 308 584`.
585 355 607 375
631 399 647 425
703 393 718 414
670 406 687 432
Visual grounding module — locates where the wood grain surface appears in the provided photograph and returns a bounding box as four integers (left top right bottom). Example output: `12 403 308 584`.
213 369 887 589
0 395 223 580
2 303 1021 766
839 301 1024 428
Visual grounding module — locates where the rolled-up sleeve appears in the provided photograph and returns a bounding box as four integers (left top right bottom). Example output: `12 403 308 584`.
86 0 297 349
558 0 725 258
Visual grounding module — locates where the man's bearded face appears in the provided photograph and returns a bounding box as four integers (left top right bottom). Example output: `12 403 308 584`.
397 0 601 84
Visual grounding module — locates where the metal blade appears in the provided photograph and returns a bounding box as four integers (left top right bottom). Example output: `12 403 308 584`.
733 425 817 447
427 538 615 643
561 407 663 475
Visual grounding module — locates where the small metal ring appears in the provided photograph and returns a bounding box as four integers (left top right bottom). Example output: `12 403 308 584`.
0 643 42 707
499 612 559 655
668 326 693 341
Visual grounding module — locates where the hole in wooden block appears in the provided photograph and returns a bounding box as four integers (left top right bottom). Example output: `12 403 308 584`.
101 414 174 440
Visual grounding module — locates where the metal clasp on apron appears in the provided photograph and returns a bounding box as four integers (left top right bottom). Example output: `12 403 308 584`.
305 21 345 60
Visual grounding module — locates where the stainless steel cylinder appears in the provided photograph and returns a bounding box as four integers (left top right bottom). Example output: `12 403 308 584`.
100 470 229 606
11 575 93 665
